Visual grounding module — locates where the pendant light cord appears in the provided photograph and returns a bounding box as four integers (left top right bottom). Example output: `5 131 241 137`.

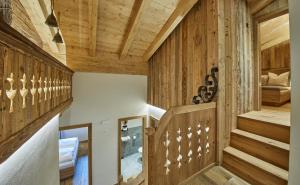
51 0 54 12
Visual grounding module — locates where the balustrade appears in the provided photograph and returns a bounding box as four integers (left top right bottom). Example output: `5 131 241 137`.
146 103 216 185
0 21 73 163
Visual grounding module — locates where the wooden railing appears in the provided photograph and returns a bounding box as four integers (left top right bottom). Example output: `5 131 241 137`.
146 102 216 185
0 21 73 163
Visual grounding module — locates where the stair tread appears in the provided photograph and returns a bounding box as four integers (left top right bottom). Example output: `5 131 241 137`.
224 146 288 181
181 166 250 185
232 129 290 151
238 111 290 127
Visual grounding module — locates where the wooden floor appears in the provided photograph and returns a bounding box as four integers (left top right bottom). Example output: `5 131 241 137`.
60 156 88 185
262 102 291 112
78 141 89 157
182 166 250 185
240 103 290 126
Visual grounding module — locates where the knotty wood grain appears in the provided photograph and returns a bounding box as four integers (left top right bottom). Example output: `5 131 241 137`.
261 41 290 72
0 21 73 164
148 1 218 110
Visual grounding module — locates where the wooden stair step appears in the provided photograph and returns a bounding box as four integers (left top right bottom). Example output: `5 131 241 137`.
239 111 290 126
230 129 289 170
223 146 288 185
237 114 290 143
180 166 249 185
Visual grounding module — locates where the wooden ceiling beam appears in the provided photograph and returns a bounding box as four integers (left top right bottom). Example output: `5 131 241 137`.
119 0 151 58
67 50 148 75
143 0 199 62
88 0 99 56
249 0 275 14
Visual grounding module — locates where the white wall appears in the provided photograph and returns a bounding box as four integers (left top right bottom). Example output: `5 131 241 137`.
126 118 143 128
60 127 88 141
0 115 60 185
60 72 148 185
288 1 300 185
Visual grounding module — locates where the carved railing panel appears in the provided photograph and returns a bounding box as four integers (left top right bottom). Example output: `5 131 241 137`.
146 103 216 185
0 22 73 163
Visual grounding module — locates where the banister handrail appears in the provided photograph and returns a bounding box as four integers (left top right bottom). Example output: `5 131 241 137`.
153 102 216 151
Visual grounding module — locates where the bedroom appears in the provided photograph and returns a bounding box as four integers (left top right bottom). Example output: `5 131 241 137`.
260 13 291 112
59 124 92 185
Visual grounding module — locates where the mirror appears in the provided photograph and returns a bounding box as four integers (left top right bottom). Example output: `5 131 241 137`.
118 116 146 183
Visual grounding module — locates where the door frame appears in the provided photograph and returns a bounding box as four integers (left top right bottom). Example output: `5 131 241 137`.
117 115 147 184
59 123 93 185
252 7 289 110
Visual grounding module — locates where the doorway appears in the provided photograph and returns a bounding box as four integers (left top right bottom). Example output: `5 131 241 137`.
254 9 291 113
118 116 146 184
59 123 93 185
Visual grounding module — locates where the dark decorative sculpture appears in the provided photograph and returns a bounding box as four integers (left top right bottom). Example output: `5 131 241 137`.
0 0 12 25
192 66 218 104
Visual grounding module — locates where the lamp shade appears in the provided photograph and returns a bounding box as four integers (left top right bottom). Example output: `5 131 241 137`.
45 10 58 27
53 30 63 43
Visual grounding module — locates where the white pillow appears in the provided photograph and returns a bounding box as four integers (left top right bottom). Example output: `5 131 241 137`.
268 72 290 87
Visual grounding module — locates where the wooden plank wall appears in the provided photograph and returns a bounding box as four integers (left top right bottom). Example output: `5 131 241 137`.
231 0 254 121
11 0 43 50
261 40 290 71
147 0 218 110
0 22 73 163
147 0 254 163
214 0 255 162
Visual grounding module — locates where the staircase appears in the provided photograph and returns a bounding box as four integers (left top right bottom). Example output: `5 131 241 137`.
181 166 250 185
223 111 290 185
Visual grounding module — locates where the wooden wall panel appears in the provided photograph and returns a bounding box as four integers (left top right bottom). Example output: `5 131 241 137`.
0 22 73 163
261 40 290 71
210 0 255 163
146 0 256 165
11 0 42 48
0 47 4 143
148 0 218 110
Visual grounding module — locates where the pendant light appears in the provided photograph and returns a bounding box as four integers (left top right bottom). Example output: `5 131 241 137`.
53 28 63 43
45 0 58 27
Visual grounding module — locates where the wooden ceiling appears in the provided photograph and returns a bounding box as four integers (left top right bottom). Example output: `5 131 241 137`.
260 14 290 50
20 0 277 75
50 0 198 75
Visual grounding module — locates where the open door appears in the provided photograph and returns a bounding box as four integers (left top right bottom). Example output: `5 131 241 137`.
118 116 146 184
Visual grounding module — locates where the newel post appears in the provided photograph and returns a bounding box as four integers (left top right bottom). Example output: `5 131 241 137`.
144 127 156 185
0 0 12 25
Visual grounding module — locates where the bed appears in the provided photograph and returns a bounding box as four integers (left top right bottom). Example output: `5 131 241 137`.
261 68 291 106
59 137 79 180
